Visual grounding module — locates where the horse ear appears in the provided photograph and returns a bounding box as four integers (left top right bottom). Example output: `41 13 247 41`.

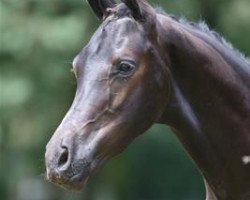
87 0 116 19
121 0 155 22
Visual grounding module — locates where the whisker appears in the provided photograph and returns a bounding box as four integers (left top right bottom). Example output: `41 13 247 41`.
37 172 48 181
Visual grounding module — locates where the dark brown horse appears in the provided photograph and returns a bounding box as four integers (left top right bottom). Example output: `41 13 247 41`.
45 0 250 199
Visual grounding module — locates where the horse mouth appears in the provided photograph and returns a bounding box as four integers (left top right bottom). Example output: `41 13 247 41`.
46 159 93 191
56 173 90 191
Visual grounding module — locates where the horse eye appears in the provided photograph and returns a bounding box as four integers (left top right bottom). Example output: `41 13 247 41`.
117 61 135 75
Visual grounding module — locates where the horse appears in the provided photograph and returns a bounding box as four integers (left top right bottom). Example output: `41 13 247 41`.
45 0 250 199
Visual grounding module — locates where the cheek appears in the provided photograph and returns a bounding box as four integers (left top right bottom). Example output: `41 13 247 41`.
109 77 145 111
109 62 149 110
110 79 141 110
123 73 169 124
110 88 128 110
94 119 134 158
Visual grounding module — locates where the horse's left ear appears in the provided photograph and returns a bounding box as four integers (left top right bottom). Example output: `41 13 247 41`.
121 0 155 22
87 0 116 19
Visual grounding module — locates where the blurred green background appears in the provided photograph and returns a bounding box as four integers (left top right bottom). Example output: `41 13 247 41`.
0 0 249 199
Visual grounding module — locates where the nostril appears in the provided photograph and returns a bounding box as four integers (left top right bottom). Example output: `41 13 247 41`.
58 146 69 168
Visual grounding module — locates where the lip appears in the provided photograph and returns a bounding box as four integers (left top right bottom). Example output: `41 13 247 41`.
46 158 92 191
47 154 107 191
60 173 90 191
59 156 108 190
46 168 91 191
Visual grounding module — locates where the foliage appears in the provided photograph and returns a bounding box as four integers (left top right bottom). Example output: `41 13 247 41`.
1 0 249 199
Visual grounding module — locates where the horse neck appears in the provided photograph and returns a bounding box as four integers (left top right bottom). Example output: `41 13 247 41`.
156 14 250 199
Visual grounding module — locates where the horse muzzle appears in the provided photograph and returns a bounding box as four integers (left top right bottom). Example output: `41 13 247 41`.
45 134 95 190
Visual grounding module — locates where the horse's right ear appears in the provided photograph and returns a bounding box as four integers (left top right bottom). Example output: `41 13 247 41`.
87 0 116 19
121 0 155 22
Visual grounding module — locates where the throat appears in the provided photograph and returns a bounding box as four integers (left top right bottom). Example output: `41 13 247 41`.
161 79 228 196
161 75 250 199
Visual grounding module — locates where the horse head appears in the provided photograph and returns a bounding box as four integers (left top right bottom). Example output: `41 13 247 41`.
45 0 170 190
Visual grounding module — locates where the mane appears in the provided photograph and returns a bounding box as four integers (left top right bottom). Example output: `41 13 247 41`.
155 8 250 66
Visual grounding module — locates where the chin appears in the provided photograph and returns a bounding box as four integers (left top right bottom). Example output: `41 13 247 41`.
48 172 90 191
60 176 89 191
